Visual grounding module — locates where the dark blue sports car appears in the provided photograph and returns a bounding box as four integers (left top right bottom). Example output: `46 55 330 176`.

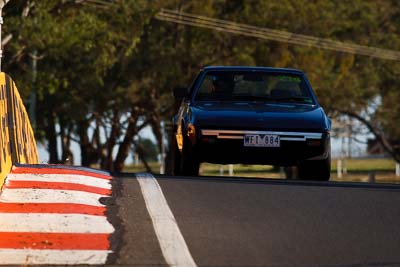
173 66 331 180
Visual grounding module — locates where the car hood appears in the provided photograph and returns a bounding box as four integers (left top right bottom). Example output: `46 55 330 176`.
191 101 329 131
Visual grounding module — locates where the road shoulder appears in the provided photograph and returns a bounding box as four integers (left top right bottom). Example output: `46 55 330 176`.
115 175 167 266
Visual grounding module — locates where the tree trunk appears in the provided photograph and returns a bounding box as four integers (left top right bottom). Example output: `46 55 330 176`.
113 114 139 173
59 115 74 165
164 126 175 175
133 139 153 173
101 111 120 171
336 108 400 163
78 120 98 167
46 111 59 164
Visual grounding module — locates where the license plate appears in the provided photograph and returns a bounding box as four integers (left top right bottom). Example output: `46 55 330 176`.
244 134 280 147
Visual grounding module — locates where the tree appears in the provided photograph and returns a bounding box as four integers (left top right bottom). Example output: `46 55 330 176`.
4 1 162 170
3 0 400 171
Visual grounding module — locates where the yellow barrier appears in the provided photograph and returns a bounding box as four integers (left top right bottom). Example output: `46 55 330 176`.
0 72 38 187
0 73 12 185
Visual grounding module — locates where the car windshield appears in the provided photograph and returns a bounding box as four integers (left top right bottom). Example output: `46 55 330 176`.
195 71 315 104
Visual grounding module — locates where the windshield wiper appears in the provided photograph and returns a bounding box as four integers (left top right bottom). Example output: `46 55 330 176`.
272 96 312 103
231 95 275 102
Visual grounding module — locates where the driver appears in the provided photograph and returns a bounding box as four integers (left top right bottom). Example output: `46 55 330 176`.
211 74 235 96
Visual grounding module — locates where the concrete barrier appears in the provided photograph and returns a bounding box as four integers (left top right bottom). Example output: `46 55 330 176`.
0 73 38 187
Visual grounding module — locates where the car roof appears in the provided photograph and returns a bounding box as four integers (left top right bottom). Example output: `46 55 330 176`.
201 66 304 75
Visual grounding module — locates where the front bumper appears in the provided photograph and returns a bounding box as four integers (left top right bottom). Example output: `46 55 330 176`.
195 129 330 165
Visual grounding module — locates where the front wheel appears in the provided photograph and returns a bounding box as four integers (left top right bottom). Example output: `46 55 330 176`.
181 136 200 176
298 158 331 181
182 150 200 176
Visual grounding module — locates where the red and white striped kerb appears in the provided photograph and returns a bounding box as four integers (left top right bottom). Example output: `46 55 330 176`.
0 164 114 265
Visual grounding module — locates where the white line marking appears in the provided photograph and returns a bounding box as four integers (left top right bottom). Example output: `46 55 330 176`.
0 189 107 206
6 173 111 189
0 249 111 265
136 173 197 267
0 213 114 233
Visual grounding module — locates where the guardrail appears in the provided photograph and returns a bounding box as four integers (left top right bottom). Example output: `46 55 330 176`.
0 72 38 187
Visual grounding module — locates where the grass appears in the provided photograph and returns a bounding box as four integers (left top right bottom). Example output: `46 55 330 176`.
123 158 400 184
331 158 396 172
124 162 161 173
330 158 399 184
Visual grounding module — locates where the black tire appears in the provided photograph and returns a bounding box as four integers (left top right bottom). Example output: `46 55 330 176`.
298 157 331 181
181 136 200 176
284 166 298 179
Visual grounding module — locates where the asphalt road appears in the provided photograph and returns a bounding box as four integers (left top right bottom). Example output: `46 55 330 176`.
112 174 400 267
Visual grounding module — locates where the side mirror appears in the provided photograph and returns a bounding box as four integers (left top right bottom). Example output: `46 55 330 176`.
173 87 188 98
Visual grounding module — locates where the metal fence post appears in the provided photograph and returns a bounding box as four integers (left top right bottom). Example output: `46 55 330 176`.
337 159 342 178
279 166 285 178
228 164 234 176
219 165 224 176
159 121 166 175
